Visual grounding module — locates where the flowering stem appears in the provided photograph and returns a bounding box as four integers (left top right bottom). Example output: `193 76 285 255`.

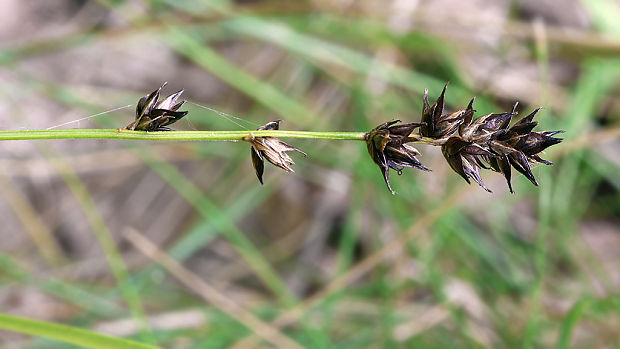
0 129 368 142
0 129 450 146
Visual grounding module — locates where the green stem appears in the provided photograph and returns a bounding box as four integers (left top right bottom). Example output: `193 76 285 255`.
0 129 366 141
0 129 447 145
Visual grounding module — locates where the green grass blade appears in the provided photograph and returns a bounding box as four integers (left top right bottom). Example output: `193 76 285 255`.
557 295 620 349
0 313 160 349
556 298 591 349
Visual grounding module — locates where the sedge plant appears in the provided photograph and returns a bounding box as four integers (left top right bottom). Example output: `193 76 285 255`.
0 82 563 194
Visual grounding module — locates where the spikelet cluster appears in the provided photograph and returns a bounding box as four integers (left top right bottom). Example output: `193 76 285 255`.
366 84 563 193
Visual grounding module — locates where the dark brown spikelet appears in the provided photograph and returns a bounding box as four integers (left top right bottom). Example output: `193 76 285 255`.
245 120 307 185
125 82 188 131
437 95 564 193
366 120 429 194
441 136 495 192
420 83 470 139
483 108 563 193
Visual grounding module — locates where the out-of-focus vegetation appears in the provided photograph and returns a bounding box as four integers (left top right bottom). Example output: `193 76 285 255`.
0 0 619 348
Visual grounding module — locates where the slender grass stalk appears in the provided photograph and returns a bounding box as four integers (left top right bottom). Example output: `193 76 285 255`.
0 313 160 349
0 129 450 145
0 129 366 141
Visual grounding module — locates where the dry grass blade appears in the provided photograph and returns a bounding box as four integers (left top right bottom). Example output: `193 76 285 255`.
123 228 304 349
94 309 206 338
392 306 450 342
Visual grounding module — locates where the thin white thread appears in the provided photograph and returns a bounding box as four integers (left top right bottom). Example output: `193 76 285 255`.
46 104 132 130
183 116 198 131
188 101 258 130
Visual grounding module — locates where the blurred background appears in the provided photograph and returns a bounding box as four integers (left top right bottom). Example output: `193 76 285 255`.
0 0 619 348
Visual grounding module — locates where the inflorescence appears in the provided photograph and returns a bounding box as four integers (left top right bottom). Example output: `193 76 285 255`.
367 84 563 194
125 82 188 132
117 82 563 194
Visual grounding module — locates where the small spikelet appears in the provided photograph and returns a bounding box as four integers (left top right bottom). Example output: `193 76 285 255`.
126 82 188 131
245 121 307 185
366 120 429 194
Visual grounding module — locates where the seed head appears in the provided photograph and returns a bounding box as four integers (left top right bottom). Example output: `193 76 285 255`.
245 121 307 185
125 82 188 131
441 136 495 192
483 108 563 193
420 83 471 139
367 85 564 194
441 99 563 193
366 120 429 194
